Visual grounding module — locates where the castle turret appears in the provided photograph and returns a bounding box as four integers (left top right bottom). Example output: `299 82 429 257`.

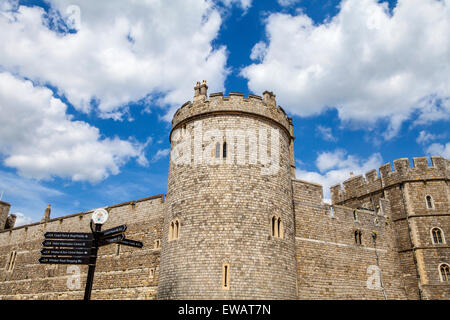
41 204 51 223
263 90 276 108
4 214 16 229
0 200 11 231
158 81 298 299
193 80 208 103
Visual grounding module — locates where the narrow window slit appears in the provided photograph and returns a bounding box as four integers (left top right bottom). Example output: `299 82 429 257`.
223 264 230 289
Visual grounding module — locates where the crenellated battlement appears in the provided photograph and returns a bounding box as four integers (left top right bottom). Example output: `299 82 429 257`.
1 77 448 301
0 194 165 235
331 156 449 204
171 81 291 136
293 178 390 226
0 200 11 231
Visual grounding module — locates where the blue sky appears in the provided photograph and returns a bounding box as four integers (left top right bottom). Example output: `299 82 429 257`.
0 0 449 225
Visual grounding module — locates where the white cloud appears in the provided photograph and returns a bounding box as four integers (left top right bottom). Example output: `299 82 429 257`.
413 96 450 125
220 0 252 11
0 0 228 119
277 0 301 7
12 212 33 227
316 125 337 142
151 148 170 163
0 72 148 182
0 169 63 223
426 142 450 158
416 130 445 144
295 150 383 202
250 42 267 61
0 170 63 201
242 0 450 138
0 0 17 11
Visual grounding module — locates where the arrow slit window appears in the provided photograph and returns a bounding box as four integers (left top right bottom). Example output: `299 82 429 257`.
222 264 230 289
354 230 362 245
426 195 434 209
223 142 227 158
149 268 155 279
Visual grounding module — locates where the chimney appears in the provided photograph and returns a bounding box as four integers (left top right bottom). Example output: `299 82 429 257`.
194 80 208 102
41 204 51 222
263 91 276 108
194 81 201 97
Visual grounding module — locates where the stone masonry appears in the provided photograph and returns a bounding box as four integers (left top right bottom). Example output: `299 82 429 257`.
0 82 448 299
0 201 13 231
331 157 450 299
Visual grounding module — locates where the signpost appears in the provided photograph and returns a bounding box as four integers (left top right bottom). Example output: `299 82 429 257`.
38 208 144 300
39 257 93 265
44 232 92 240
118 239 143 248
41 248 91 256
42 239 92 248
99 225 127 238
84 222 101 301
98 233 125 246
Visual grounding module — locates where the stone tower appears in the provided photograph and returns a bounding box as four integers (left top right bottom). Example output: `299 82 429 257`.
331 156 450 300
157 81 298 299
0 200 11 231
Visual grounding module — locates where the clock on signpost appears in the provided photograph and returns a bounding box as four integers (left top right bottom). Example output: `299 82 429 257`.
91 208 109 225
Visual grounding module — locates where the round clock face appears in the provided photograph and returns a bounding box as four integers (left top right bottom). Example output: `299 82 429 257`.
92 208 109 225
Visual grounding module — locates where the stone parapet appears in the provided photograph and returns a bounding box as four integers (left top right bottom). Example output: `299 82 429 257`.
331 157 449 204
172 89 291 140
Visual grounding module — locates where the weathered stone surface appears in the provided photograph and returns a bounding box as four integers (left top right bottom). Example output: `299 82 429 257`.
332 157 450 300
0 83 448 300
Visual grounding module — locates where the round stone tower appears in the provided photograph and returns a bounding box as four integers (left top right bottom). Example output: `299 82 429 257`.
157 81 298 299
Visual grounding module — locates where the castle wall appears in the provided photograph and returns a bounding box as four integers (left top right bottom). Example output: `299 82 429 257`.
172 91 291 137
158 93 298 299
331 157 450 300
0 195 165 300
0 80 448 300
292 179 407 299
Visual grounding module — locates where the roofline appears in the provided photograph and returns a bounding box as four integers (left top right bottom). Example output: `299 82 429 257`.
0 193 165 234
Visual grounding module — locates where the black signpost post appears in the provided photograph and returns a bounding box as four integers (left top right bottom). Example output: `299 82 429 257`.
83 222 101 301
38 218 143 300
